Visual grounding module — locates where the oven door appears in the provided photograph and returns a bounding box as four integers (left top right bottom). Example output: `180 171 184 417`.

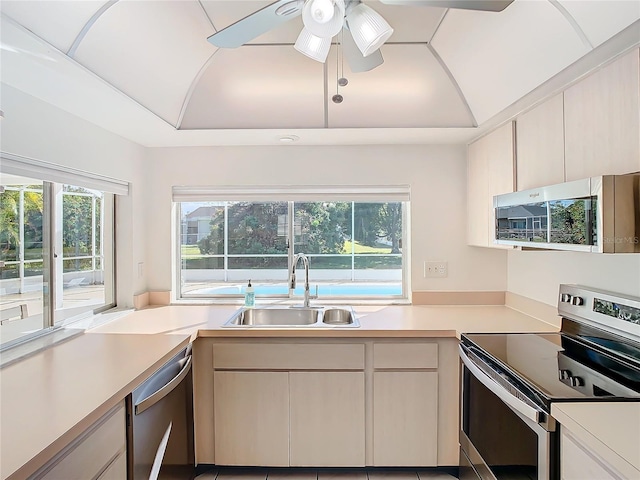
459 344 558 480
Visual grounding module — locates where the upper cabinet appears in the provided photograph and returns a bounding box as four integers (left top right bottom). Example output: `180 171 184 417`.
564 49 640 180
467 122 515 248
516 94 565 189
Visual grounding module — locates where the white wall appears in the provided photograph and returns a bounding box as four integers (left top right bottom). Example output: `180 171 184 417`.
0 85 148 306
146 145 508 295
507 250 640 306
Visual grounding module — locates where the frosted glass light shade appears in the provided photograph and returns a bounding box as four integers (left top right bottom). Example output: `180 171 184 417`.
302 0 345 38
346 3 394 57
294 28 331 62
308 0 334 23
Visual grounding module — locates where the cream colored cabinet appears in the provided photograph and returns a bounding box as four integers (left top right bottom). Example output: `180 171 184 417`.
290 371 365 467
564 49 640 180
467 122 515 247
373 371 438 466
32 402 126 480
210 342 365 467
516 94 565 189
213 371 289 466
195 339 458 468
561 429 625 480
372 342 440 467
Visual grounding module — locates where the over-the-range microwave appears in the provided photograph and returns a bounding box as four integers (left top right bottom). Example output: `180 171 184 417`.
493 174 640 253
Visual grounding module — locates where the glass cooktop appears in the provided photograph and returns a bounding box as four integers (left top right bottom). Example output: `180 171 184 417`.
462 329 640 405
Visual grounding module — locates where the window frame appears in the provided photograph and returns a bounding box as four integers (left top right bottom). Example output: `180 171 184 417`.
0 153 126 350
172 186 411 304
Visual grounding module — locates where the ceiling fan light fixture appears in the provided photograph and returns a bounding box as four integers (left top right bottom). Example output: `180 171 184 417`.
302 0 345 38
294 28 331 62
309 0 334 23
346 3 394 57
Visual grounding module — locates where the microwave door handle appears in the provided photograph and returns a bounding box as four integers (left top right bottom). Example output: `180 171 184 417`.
459 345 543 424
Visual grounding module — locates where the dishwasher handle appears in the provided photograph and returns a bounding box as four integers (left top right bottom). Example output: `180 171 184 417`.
135 355 192 415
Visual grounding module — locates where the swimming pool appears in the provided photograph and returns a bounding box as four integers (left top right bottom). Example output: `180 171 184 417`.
189 283 403 296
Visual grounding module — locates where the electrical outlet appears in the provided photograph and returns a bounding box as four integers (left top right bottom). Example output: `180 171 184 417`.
424 261 448 278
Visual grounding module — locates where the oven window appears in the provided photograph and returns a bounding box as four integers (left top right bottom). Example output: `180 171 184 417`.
463 371 538 479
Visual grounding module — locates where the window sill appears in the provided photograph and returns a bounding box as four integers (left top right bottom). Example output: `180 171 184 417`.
0 307 134 368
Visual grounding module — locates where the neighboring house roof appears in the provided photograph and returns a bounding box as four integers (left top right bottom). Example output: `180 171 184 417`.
497 205 547 219
186 206 218 220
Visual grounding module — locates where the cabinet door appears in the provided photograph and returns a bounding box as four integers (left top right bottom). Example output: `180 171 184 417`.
373 371 438 466
36 403 126 480
214 371 289 466
468 122 515 247
467 141 490 247
516 94 565 189
561 430 624 480
289 371 365 467
97 452 127 480
564 49 640 180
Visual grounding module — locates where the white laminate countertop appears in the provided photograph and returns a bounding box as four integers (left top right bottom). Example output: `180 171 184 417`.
1 303 558 480
552 402 640 479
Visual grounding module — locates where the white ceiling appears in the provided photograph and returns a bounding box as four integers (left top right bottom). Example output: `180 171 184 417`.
0 0 638 146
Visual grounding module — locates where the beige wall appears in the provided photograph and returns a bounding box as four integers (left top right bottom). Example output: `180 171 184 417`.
0 85 148 307
146 145 509 296
507 250 640 306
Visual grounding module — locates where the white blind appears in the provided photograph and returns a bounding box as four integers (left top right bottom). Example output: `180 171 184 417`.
172 185 410 202
0 152 130 195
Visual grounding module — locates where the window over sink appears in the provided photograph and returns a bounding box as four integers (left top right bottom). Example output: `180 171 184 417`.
173 185 410 303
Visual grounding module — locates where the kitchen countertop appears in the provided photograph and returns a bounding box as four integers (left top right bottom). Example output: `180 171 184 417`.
1 303 558 480
90 303 560 337
552 402 640 479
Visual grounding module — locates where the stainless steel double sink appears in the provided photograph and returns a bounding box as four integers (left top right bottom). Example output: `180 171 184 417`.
222 306 360 328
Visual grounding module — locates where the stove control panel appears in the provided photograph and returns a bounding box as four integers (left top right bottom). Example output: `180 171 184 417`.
558 284 640 342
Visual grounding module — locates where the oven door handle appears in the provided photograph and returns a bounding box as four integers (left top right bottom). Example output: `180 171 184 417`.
459 344 544 424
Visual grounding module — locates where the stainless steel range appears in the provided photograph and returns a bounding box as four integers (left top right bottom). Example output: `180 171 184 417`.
459 284 640 480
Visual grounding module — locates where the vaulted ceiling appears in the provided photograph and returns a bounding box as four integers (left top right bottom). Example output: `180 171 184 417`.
1 1 638 146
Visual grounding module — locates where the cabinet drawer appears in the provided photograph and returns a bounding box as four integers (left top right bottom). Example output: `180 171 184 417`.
373 342 438 369
35 403 126 480
213 343 364 370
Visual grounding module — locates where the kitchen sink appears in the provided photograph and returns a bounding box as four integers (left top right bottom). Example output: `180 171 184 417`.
223 306 360 328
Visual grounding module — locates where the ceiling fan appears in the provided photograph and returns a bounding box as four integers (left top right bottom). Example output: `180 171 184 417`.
207 0 514 72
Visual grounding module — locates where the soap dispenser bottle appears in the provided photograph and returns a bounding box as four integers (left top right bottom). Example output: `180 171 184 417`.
244 280 255 307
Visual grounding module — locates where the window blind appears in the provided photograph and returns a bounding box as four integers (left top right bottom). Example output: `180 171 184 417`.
172 185 410 202
0 152 130 195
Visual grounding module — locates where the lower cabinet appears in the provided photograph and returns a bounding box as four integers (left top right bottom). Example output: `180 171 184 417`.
197 339 458 468
561 429 625 480
212 343 366 467
373 371 438 466
290 371 365 466
214 371 290 466
32 402 126 480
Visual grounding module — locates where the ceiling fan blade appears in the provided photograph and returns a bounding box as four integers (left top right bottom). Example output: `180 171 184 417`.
378 0 514 12
342 27 384 73
207 0 304 48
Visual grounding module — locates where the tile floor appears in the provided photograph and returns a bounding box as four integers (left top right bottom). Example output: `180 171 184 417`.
195 467 457 480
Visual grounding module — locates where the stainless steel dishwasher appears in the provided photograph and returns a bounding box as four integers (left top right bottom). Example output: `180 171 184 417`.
127 344 194 480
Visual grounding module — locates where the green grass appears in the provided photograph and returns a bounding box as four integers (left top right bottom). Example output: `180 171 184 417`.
182 245 201 256
343 240 390 254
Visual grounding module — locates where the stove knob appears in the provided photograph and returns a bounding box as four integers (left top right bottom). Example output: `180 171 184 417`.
569 376 584 387
559 369 572 380
561 293 572 303
571 296 584 306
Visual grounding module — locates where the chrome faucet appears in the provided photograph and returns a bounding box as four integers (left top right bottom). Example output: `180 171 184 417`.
289 253 311 307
